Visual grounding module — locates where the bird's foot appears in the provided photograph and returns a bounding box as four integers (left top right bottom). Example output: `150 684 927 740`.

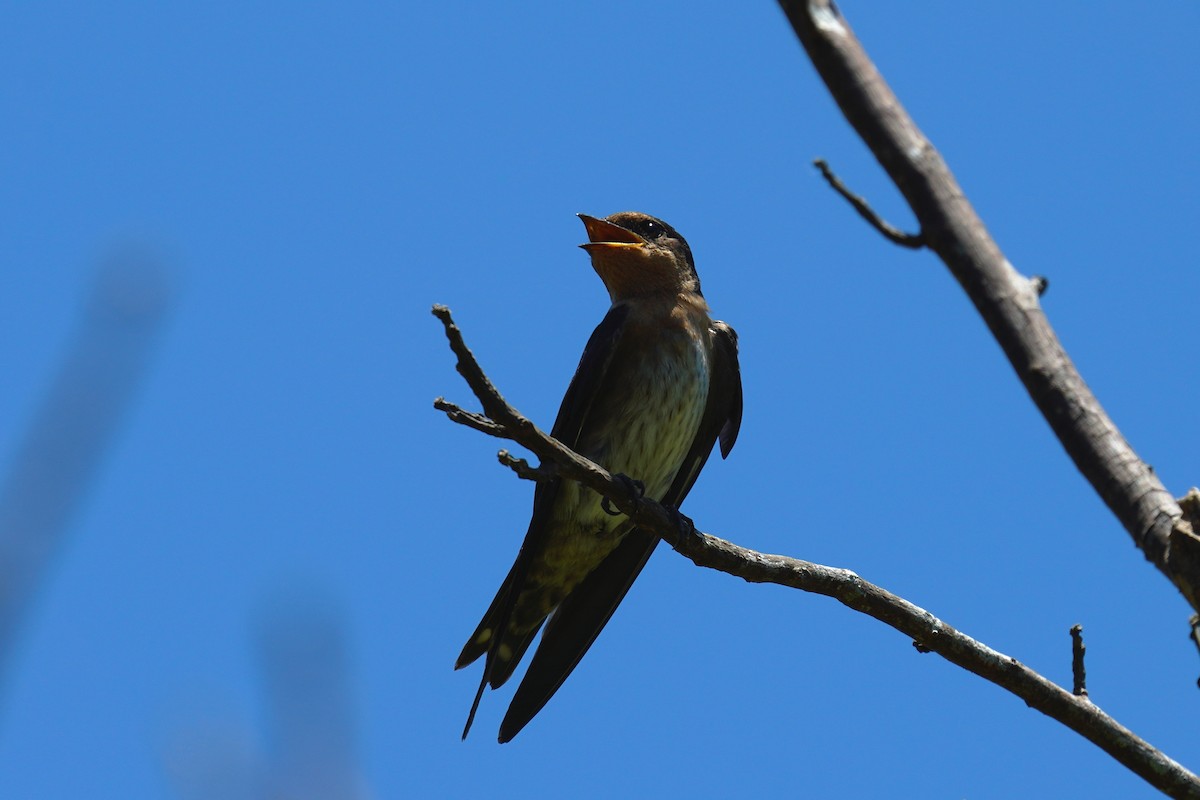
601 474 645 516
666 506 697 547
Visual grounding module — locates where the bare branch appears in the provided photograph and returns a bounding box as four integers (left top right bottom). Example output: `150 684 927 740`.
432 304 522 426
812 158 923 248
431 305 623 500
433 304 1200 799
776 0 1194 608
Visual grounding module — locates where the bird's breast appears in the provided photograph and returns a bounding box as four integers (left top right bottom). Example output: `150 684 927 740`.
579 309 711 507
528 304 712 601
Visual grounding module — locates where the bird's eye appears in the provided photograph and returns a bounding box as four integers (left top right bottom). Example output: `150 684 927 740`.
629 218 665 240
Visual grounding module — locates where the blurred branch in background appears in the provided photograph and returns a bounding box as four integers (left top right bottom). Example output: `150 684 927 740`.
161 717 265 800
164 585 370 800
257 587 366 800
0 255 171 704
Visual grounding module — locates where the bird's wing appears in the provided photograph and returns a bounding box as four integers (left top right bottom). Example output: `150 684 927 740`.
676 320 742 488
547 304 632 447
497 319 743 742
456 303 631 736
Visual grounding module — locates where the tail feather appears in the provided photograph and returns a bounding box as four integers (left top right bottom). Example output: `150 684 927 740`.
457 563 552 738
461 669 488 740
488 625 541 689
498 529 658 743
459 618 546 740
456 562 519 670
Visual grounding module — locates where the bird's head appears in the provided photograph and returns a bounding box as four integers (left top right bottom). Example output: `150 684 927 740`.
578 212 701 303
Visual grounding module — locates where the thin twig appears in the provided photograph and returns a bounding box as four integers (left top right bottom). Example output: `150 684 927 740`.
1071 624 1089 698
432 304 519 425
433 398 508 437
497 450 555 482
813 159 923 248
431 306 624 502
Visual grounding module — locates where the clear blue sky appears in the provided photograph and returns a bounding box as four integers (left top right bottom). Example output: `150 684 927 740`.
2 3 1198 798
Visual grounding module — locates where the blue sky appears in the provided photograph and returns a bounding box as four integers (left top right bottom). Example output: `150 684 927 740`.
2 3 1198 798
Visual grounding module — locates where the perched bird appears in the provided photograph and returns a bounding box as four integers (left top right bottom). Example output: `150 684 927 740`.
456 211 743 743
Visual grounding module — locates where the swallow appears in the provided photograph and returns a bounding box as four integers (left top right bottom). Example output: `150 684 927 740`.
456 211 743 742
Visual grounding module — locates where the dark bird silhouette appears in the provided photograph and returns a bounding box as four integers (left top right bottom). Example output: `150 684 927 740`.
456 211 743 742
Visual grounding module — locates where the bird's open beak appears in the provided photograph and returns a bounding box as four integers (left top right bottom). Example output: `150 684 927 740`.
578 214 646 252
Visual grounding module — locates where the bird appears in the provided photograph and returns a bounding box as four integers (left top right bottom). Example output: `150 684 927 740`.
456 211 743 743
